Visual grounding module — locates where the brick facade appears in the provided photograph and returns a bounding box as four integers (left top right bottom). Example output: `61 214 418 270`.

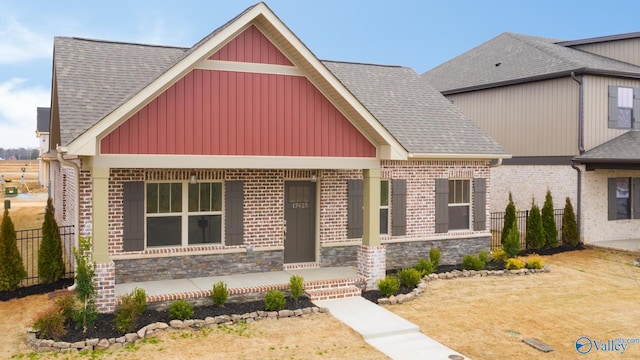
64 161 494 312
581 168 640 244
490 164 578 213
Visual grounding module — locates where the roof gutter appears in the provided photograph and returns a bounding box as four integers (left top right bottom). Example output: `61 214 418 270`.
56 145 79 291
441 68 640 95
407 153 511 160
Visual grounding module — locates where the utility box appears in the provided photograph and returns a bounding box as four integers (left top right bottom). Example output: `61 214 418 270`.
5 186 18 197
3 200 9 209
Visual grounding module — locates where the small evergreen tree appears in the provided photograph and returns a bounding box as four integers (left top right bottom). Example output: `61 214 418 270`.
38 198 65 283
501 192 517 245
525 199 545 250
502 222 520 258
0 208 27 291
541 190 558 248
73 236 97 332
561 197 579 247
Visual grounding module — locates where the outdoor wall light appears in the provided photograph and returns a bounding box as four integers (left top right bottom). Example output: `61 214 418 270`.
310 171 317 183
189 172 197 185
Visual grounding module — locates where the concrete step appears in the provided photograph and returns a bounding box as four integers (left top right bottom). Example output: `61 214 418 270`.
305 285 362 301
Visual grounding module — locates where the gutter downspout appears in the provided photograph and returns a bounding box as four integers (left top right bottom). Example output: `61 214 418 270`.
570 72 584 243
56 146 79 290
490 158 503 168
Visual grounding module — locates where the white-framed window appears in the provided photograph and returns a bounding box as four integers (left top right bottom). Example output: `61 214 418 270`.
448 179 470 230
380 180 389 235
146 181 223 247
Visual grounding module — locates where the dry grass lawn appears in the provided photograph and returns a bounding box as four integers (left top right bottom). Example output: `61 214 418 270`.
3 229 639 359
388 249 640 359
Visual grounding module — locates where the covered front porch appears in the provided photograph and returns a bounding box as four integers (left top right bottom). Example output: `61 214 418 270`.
114 266 365 305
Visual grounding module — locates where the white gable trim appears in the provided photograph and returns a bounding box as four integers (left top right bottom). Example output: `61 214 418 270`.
65 3 406 160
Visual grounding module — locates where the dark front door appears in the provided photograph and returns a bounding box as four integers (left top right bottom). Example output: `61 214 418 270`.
284 181 316 263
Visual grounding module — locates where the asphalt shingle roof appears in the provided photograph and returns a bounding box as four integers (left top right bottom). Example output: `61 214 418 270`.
574 131 640 163
52 11 506 157
423 32 640 93
323 61 507 155
36 107 50 133
54 37 186 145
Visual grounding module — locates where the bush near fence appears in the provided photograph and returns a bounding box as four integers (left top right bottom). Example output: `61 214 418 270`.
490 209 563 250
16 226 74 286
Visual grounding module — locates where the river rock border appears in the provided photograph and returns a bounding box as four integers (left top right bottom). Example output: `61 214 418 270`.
27 306 328 353
378 266 551 305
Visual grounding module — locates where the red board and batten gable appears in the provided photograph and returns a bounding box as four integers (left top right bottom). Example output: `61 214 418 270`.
100 25 377 158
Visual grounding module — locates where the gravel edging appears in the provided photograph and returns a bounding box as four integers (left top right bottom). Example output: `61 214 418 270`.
378 266 551 305
26 306 328 353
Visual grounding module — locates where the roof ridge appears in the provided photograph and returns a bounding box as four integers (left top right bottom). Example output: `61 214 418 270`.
321 59 406 69
55 36 188 50
504 32 586 69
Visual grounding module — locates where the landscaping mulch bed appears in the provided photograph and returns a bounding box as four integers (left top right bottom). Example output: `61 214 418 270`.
6 245 584 343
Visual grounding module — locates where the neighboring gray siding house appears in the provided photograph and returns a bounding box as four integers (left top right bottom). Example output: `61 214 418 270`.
424 31 640 246
47 3 508 311
36 107 51 188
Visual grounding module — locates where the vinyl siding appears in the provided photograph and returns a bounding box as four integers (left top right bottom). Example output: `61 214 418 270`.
570 38 640 67
447 77 579 157
582 75 640 151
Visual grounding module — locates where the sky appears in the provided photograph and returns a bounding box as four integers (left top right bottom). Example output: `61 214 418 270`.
1 0 639 149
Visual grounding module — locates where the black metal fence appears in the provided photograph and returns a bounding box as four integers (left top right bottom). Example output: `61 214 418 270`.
490 209 564 250
17 225 75 286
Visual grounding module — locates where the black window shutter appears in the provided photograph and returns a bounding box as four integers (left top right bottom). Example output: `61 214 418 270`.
347 179 363 238
225 180 244 245
608 86 618 129
391 179 407 236
633 178 640 219
473 178 487 231
435 179 449 233
123 181 144 251
607 178 617 220
634 88 640 130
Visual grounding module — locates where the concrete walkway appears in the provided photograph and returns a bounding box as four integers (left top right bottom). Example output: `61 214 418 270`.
314 297 468 360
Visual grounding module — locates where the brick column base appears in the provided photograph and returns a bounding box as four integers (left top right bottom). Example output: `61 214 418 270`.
95 261 116 313
357 245 386 290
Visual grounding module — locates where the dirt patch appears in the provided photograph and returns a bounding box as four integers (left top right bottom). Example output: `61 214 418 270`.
387 249 640 359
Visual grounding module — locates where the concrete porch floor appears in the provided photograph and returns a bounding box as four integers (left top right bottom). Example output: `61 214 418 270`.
114 266 363 301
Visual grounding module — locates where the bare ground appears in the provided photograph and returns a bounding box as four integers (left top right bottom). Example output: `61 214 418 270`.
387 249 640 359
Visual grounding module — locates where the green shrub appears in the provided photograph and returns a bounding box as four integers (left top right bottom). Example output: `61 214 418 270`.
54 292 77 321
429 247 441 269
505 258 525 270
502 223 520 258
116 288 147 333
33 306 67 340
478 250 489 264
289 275 304 302
462 254 486 271
415 258 435 276
501 192 517 245
264 290 286 311
73 236 97 332
526 256 545 270
561 197 579 247
211 281 229 306
38 198 65 284
525 200 545 250
397 268 421 288
169 299 194 320
542 190 558 248
491 249 508 263
377 275 400 297
0 208 27 291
